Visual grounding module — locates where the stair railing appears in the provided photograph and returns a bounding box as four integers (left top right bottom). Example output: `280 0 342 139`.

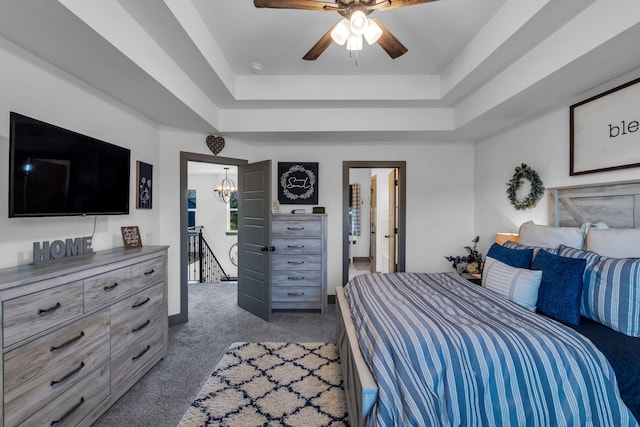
187 226 232 282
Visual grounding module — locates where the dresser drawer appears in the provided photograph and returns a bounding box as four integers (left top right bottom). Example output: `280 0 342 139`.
272 270 322 286
272 220 321 237
111 324 164 392
17 362 110 427
131 256 164 291
272 286 321 302
110 283 164 355
84 266 132 311
272 255 321 271
4 309 110 394
272 238 321 255
3 281 84 348
4 313 110 426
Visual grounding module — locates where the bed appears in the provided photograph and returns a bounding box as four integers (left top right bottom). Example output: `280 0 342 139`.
336 180 640 426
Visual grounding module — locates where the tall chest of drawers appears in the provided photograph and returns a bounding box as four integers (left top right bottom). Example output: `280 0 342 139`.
271 214 327 314
0 246 168 426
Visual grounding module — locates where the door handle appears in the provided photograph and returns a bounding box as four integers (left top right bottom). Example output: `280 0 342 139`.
261 246 276 252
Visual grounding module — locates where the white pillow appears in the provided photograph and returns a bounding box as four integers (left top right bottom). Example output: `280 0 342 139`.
586 228 640 258
482 256 543 311
518 221 586 249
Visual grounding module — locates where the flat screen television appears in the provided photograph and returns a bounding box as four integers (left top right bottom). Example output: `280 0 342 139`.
9 112 131 217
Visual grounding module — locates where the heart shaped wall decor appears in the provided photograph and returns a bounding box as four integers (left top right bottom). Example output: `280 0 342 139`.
206 135 225 155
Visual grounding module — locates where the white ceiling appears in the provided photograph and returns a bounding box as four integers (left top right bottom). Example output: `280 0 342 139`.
1 0 640 144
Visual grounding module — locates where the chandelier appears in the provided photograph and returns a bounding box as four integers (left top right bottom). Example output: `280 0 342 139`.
214 167 236 204
330 9 383 52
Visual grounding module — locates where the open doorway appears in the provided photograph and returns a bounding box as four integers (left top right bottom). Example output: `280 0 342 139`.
186 161 238 284
176 152 247 325
342 161 406 285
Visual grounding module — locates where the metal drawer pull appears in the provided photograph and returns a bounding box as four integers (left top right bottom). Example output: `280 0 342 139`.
144 269 155 276
287 261 304 265
51 361 85 386
132 319 151 333
287 244 304 248
132 297 151 309
38 302 61 315
287 227 304 230
132 345 151 361
103 282 119 291
288 276 305 280
287 292 305 296
50 397 85 425
50 331 85 352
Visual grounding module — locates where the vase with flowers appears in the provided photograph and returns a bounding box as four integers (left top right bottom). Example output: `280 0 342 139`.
445 236 483 276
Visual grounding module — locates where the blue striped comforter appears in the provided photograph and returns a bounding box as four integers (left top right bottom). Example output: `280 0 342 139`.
344 272 638 426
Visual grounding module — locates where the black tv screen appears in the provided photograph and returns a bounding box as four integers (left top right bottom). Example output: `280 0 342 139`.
9 112 131 217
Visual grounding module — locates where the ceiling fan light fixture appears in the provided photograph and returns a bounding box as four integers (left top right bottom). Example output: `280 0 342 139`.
363 19 383 45
331 18 350 45
349 10 368 36
346 34 363 51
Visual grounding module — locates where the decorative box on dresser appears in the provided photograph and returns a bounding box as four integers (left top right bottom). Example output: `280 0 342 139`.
272 214 327 314
0 245 168 426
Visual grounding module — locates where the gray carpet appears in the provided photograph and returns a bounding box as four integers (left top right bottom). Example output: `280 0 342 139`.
92 282 336 426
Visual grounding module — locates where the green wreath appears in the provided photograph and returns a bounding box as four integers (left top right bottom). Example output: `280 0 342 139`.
506 163 545 210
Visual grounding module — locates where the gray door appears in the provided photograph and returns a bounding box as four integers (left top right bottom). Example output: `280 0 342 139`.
237 160 272 321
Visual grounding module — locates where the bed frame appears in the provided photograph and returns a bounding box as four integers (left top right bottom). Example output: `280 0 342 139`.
337 180 640 426
336 286 377 427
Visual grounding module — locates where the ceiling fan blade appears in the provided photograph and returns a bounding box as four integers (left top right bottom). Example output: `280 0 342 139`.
370 18 407 59
376 0 438 12
303 24 338 60
254 0 337 11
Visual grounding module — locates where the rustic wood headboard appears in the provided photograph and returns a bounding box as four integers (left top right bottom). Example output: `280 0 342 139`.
548 180 640 228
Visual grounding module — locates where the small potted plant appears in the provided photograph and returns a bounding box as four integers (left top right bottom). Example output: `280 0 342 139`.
445 236 483 277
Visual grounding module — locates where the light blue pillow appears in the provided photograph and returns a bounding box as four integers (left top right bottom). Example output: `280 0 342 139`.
582 256 640 336
482 256 542 311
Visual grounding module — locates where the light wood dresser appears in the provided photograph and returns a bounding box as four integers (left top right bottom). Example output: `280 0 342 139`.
271 214 327 314
0 245 168 426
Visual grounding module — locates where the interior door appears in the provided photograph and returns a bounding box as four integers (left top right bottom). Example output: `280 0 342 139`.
369 175 377 273
387 169 397 273
237 160 272 321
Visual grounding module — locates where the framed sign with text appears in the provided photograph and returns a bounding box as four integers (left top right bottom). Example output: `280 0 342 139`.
571 77 640 175
277 162 318 205
121 226 142 248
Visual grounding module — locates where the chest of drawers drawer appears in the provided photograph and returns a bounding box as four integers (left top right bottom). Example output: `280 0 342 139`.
272 270 322 286
110 283 164 355
272 255 321 272
272 220 321 237
3 309 110 426
3 280 84 348
272 238 321 255
84 266 132 311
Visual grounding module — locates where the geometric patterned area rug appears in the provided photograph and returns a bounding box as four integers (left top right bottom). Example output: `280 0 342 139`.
178 342 349 427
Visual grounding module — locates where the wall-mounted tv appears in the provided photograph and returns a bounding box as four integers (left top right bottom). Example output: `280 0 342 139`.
9 112 131 217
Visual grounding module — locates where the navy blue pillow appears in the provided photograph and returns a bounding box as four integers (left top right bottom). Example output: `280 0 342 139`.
486 243 533 269
531 249 586 326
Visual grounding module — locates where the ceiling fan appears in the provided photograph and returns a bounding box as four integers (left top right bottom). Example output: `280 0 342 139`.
254 0 438 60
